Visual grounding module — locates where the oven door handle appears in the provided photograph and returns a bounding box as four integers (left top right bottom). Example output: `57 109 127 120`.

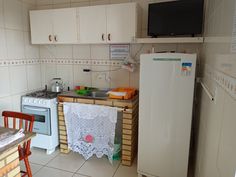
23 106 48 112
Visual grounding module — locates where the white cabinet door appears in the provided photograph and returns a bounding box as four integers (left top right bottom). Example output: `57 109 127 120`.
79 5 107 44
30 10 53 44
53 8 78 44
106 3 137 43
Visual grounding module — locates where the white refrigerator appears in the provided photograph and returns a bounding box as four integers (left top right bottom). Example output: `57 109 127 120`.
138 53 196 177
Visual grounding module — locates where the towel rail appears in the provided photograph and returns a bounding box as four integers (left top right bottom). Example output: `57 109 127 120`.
58 102 128 112
200 81 214 101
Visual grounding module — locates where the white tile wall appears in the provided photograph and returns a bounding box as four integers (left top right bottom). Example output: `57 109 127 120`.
196 0 236 177
0 0 40 118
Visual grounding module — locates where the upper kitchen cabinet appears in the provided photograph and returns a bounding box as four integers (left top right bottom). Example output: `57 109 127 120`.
30 10 53 44
78 2 141 44
79 5 107 44
106 3 139 43
30 8 78 44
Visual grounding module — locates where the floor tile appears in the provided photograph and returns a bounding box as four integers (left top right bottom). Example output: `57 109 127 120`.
34 166 74 177
47 152 85 173
29 147 59 165
77 156 120 177
73 173 90 177
113 162 138 177
20 161 43 175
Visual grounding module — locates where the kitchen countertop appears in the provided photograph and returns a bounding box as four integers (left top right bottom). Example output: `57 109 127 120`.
58 90 138 102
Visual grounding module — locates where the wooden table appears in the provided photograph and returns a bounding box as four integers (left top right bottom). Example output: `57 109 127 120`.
0 127 35 177
57 91 139 166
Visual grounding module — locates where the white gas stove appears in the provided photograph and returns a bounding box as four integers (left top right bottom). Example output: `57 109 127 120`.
21 90 59 154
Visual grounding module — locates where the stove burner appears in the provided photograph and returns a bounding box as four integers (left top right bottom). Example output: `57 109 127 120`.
26 90 58 99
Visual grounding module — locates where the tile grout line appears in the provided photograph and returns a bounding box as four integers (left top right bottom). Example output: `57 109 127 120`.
30 149 61 175
112 161 122 177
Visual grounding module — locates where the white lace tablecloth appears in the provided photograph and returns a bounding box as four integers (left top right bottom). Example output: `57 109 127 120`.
63 102 118 163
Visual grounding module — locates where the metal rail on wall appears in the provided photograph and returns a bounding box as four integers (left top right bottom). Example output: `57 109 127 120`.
200 80 215 101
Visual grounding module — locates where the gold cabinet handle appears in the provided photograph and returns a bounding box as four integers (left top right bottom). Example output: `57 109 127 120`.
49 35 52 42
102 34 105 41
54 35 58 42
108 33 111 41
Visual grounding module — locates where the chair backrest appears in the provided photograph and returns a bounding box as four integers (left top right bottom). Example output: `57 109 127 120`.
2 111 35 155
2 111 34 132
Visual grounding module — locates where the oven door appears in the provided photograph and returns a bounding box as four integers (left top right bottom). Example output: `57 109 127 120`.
22 105 51 136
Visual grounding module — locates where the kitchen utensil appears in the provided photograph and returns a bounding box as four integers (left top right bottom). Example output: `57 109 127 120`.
51 78 63 93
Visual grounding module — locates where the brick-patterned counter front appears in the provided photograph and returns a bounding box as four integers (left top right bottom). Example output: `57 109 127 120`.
57 92 139 166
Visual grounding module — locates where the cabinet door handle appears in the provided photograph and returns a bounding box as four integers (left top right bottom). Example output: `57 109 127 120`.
54 35 58 42
108 33 111 41
102 34 105 41
49 35 52 42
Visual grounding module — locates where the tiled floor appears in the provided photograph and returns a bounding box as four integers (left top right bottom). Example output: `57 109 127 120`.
20 148 139 177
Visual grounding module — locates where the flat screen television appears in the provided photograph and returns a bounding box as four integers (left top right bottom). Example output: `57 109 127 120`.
148 0 204 37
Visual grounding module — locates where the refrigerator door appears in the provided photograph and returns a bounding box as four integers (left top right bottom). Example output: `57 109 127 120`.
138 53 196 177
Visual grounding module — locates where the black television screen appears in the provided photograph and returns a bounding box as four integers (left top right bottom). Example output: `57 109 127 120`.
148 0 204 37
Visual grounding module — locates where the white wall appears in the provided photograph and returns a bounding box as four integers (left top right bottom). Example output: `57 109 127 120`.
195 0 236 177
36 0 201 90
0 0 40 115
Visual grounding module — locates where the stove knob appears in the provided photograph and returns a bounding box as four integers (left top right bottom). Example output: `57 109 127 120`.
38 100 42 104
34 100 37 104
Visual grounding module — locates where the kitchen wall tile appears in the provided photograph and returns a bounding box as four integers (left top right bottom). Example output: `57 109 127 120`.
24 32 40 58
130 44 152 61
36 4 53 10
217 93 236 177
91 65 110 89
27 64 42 91
73 64 92 87
0 67 11 97
52 0 70 4
4 0 23 30
129 65 139 89
0 28 7 59
0 96 12 120
70 0 89 3
91 45 110 60
36 0 53 6
6 29 25 59
9 65 28 94
21 0 36 5
0 0 4 28
70 1 90 7
22 3 35 32
73 45 91 59
110 0 131 4
40 45 73 59
40 63 57 87
153 43 178 53
53 3 71 9
176 44 201 54
110 66 130 88
39 45 55 58
56 64 74 90
90 0 110 6
132 0 149 30
11 93 24 112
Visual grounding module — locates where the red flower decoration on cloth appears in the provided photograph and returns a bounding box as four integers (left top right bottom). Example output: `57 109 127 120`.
84 134 94 143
